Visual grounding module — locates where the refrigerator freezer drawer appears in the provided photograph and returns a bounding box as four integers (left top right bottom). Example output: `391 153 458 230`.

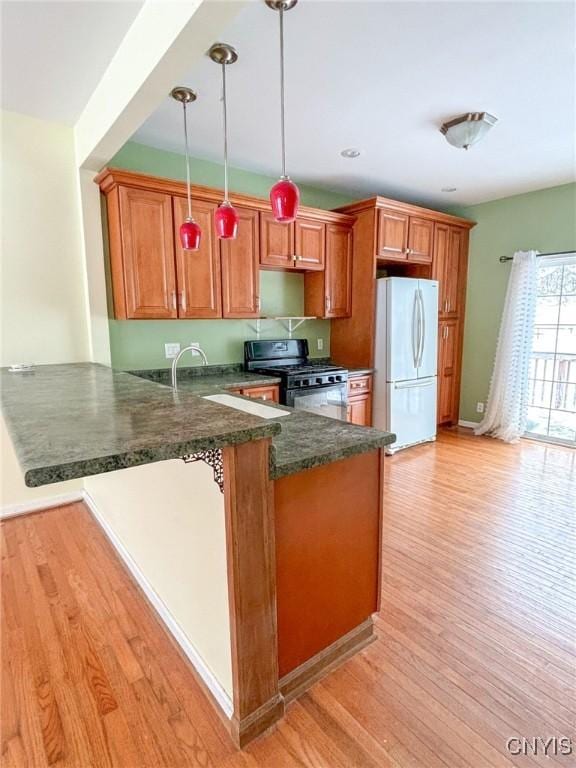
385 377 437 453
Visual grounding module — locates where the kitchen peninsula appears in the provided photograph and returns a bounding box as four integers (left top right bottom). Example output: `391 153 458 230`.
1 363 394 746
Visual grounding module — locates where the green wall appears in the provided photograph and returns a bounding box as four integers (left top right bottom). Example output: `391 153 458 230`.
457 183 576 423
108 141 354 369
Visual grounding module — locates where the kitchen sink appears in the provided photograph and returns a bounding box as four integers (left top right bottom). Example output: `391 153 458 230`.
203 393 290 419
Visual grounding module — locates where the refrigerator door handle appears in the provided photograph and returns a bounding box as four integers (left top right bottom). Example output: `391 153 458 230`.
417 288 426 368
411 290 419 368
394 379 435 389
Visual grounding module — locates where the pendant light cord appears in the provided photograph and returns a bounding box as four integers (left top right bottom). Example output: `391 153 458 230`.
182 101 193 220
279 6 287 179
222 63 229 203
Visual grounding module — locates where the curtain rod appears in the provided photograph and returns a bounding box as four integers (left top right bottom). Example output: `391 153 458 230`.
499 250 575 263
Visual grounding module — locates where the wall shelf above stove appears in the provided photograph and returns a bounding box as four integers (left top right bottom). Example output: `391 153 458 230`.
247 316 318 337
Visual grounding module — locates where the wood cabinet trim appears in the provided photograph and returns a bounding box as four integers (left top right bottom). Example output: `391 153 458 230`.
335 195 475 229
96 168 355 226
222 438 284 746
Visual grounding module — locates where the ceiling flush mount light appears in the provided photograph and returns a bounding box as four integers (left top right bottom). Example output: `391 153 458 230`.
341 148 361 159
209 42 240 240
171 87 201 250
266 0 300 223
440 112 498 150
441 187 457 193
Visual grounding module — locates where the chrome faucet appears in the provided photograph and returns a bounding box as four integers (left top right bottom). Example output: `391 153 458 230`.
171 345 208 392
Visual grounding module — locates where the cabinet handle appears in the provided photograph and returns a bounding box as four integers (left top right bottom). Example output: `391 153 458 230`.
326 296 331 312
179 291 186 312
443 325 449 340
405 248 412 255
171 291 177 310
256 296 261 312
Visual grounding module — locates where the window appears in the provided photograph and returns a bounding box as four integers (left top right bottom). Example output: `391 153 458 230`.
526 254 576 446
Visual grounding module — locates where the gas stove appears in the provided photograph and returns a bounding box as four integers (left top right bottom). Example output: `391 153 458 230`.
244 339 349 420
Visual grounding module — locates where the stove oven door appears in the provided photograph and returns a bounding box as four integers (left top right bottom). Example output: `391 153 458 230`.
285 382 347 421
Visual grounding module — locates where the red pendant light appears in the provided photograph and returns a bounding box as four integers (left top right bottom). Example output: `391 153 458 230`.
170 86 201 251
209 43 240 240
267 0 300 223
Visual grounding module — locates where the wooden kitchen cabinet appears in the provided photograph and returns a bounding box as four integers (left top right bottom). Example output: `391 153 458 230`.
241 385 280 402
294 218 325 270
406 217 434 263
377 208 433 264
173 197 221 319
377 208 408 260
221 207 260 318
259 213 294 268
331 195 474 425
346 374 373 426
433 224 468 318
116 187 178 319
260 214 326 271
437 319 460 425
97 169 354 321
304 223 353 318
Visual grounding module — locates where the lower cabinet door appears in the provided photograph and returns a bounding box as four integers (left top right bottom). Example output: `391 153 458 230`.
347 394 372 426
437 319 459 424
241 385 279 403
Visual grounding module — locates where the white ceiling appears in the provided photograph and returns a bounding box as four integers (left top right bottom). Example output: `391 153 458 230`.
1 0 143 124
133 0 576 207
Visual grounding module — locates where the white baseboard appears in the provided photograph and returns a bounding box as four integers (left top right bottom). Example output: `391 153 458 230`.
458 420 480 429
82 491 233 720
0 491 83 520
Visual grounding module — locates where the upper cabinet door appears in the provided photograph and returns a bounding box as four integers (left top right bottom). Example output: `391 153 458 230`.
377 208 408 260
119 187 177 318
325 224 353 318
221 207 260 318
407 218 433 263
433 223 467 317
260 212 295 268
294 218 325 271
173 197 222 319
444 227 467 316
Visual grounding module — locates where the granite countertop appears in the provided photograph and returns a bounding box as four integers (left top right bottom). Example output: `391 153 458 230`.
1 363 394 488
1 363 280 487
131 366 281 396
346 367 376 377
268 408 393 479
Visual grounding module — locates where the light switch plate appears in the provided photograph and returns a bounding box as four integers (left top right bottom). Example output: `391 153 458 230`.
189 342 200 356
476 401 485 413
317 338 324 351
165 343 181 359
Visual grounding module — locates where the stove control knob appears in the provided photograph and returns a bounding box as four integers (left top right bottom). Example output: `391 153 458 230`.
302 379 309 386
328 376 335 383
335 375 342 382
316 377 323 385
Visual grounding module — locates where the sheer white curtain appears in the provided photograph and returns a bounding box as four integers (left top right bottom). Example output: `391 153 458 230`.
476 250 538 442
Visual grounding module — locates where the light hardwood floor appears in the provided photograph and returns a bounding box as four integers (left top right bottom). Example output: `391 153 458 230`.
2 429 575 767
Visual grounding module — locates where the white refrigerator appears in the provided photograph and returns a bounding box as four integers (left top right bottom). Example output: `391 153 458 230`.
373 277 438 453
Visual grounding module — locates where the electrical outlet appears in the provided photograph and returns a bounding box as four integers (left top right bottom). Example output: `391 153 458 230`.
317 338 324 351
189 342 200 356
165 343 181 359
476 401 485 414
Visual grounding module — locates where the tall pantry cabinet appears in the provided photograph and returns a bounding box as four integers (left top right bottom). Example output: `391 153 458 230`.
329 197 474 427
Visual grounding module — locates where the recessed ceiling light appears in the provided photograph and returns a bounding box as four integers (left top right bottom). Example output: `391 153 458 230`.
340 148 361 159
441 187 457 193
